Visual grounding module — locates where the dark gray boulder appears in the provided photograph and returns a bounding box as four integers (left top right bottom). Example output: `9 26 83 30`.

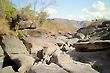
69 49 110 73
73 40 110 52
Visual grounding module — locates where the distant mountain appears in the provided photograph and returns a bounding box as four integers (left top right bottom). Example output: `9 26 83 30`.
49 18 77 25
48 18 91 28
77 21 91 27
48 18 80 28
39 18 91 34
42 18 80 34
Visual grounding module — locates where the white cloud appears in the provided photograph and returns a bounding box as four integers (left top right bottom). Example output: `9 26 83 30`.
92 1 106 11
75 1 109 20
45 8 58 15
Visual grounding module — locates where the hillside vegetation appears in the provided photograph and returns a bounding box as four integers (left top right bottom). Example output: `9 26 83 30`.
0 0 16 35
0 0 107 37
0 0 80 36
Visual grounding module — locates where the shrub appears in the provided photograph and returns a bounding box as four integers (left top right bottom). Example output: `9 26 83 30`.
16 30 27 39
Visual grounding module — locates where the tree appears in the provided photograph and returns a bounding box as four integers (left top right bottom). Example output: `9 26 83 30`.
17 4 37 20
37 11 48 26
33 0 56 26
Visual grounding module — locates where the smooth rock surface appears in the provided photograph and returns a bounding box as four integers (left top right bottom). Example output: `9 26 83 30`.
24 36 58 58
2 36 29 54
28 63 68 73
51 52 98 73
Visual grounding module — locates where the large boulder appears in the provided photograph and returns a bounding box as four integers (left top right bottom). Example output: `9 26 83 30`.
18 21 31 29
23 36 58 61
28 63 68 73
23 36 45 54
2 36 29 55
0 66 17 73
50 49 98 73
69 49 110 73
73 40 110 52
26 29 47 37
42 44 59 63
10 54 35 73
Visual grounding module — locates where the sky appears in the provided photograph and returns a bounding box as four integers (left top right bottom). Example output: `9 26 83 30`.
11 0 110 21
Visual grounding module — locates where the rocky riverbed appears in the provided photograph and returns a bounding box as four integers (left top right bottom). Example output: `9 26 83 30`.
0 19 110 73
0 28 110 73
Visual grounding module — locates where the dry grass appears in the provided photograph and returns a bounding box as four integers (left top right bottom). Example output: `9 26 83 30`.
0 19 16 36
38 20 77 34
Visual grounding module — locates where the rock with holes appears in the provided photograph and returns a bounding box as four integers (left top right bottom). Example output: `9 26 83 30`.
50 52 98 73
27 63 68 73
2 36 29 55
10 54 35 73
0 66 17 73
